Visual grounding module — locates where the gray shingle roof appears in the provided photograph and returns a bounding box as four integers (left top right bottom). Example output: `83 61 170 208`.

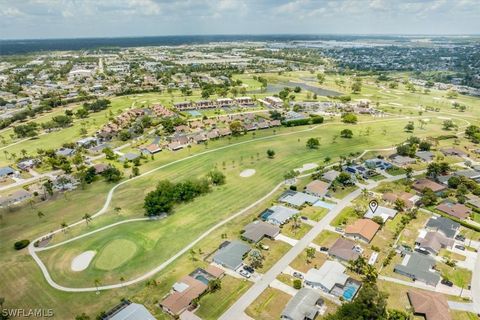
425 216 460 239
281 288 322 320
213 241 250 270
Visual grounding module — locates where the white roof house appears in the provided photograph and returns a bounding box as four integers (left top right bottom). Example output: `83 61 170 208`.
266 205 299 226
304 261 349 292
364 205 398 222
279 191 319 208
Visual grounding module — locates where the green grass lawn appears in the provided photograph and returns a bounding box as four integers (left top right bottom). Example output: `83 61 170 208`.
280 221 312 240
290 249 327 273
0 73 476 319
385 166 407 176
300 206 329 221
196 276 252 320
330 206 360 227
313 230 340 247
328 185 358 200
245 287 292 320
436 263 472 288
256 239 292 273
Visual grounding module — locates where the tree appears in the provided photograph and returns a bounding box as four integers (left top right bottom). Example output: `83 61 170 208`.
418 141 431 151
102 166 122 182
229 120 245 136
317 73 325 84
37 211 45 219
405 167 413 179
83 213 92 225
306 247 316 262
351 78 362 93
421 188 438 206
103 147 116 160
208 169 226 185
448 176 461 189
372 216 385 226
132 166 140 177
208 278 222 292
266 149 275 159
340 129 353 138
404 122 414 132
387 310 410 320
306 138 320 149
336 172 353 186
348 256 367 274
325 283 387 320
394 198 406 212
60 222 68 233
342 113 358 124
248 249 264 269
43 180 54 197
442 120 456 131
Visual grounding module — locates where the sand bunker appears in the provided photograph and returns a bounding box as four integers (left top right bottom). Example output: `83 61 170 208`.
295 163 318 173
240 169 256 177
71 251 96 272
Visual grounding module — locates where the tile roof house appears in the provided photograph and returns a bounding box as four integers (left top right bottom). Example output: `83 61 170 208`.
436 201 472 220
304 180 330 198
280 288 323 320
328 238 360 262
140 144 162 154
160 276 208 316
382 192 419 209
263 205 299 226
364 205 398 223
241 220 280 243
407 290 452 320
345 219 380 243
304 261 349 293
425 216 460 239
415 231 454 255
212 241 250 270
394 251 440 286
466 194 480 209
412 178 447 194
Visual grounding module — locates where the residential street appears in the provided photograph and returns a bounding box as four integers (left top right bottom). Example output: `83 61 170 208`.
219 174 408 320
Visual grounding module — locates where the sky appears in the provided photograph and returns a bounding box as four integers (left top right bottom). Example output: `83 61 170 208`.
1 0 479 39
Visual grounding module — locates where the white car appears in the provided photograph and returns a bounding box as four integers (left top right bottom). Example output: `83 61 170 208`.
238 269 251 278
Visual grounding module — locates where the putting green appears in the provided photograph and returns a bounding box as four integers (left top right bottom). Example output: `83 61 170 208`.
94 239 138 270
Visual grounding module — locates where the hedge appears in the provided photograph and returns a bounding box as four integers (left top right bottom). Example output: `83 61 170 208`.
14 239 30 250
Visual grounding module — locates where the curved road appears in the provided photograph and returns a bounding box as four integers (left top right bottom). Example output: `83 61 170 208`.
27 116 428 292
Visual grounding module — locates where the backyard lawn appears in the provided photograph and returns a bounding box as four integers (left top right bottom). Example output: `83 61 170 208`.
245 287 292 320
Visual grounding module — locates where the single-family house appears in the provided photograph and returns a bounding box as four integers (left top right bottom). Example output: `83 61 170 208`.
93 163 109 175
416 151 435 163
102 300 155 320
280 288 323 320
364 205 398 222
304 180 330 198
345 219 380 243
412 178 447 194
140 144 161 154
425 216 460 239
212 241 250 270
391 155 416 167
263 205 299 226
393 251 440 286
278 190 319 208
0 189 33 208
119 153 140 162
407 290 452 320
436 201 472 220
466 194 480 209
440 148 467 157
56 147 75 157
328 238 361 262
382 191 419 209
322 170 340 183
364 158 392 170
304 261 349 293
241 221 280 243
160 276 208 316
0 166 16 178
416 230 454 255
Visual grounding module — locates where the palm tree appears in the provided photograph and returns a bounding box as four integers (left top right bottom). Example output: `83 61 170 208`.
361 188 368 199
189 249 197 262
37 211 45 219
60 222 68 233
362 264 378 284
291 214 301 232
20 149 28 159
83 213 92 225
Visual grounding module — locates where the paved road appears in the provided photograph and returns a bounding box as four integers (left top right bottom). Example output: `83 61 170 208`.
27 114 405 292
471 239 480 313
219 174 409 320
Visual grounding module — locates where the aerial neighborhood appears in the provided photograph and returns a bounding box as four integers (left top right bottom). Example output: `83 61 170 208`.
1 29 480 320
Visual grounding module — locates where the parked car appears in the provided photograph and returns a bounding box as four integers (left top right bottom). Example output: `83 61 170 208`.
259 243 270 250
238 269 251 278
441 279 453 287
243 265 254 273
320 246 329 252
455 234 466 242
335 227 343 233
293 272 304 279
415 247 430 255
455 245 466 251
300 216 308 220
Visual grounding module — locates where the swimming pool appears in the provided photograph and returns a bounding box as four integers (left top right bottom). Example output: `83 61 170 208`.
187 110 202 117
195 274 210 285
342 282 360 301
260 209 273 221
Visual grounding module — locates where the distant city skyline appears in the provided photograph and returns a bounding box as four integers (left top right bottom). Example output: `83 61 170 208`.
1 0 480 40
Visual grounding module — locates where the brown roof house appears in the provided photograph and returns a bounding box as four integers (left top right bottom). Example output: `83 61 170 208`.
304 180 330 198
160 266 224 316
415 231 454 255
328 238 361 262
412 178 447 194
407 290 452 320
436 201 472 220
345 219 380 243
382 191 419 209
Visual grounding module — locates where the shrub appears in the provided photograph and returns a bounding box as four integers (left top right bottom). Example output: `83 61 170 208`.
14 239 30 250
293 279 302 289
